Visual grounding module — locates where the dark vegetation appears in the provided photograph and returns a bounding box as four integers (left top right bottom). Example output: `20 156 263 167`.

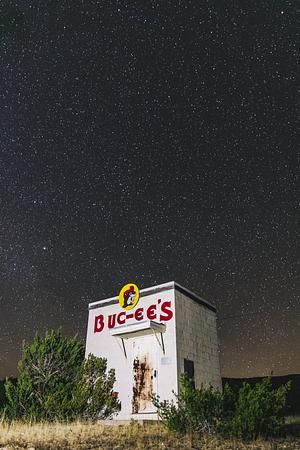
1 374 299 414
223 375 300 416
154 375 292 440
0 378 6 406
0 329 120 421
0 328 298 441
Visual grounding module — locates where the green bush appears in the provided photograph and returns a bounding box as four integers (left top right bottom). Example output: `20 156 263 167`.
5 329 84 421
72 353 120 420
153 375 223 434
154 375 291 439
4 329 120 421
220 378 291 440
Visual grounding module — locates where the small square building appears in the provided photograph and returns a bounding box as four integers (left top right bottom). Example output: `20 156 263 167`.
85 281 222 420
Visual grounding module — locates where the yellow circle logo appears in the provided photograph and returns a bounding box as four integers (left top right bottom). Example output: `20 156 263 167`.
119 283 140 310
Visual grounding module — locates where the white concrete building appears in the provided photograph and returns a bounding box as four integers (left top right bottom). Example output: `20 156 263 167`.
85 281 221 421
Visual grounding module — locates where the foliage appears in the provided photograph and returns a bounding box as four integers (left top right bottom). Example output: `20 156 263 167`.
4 329 84 421
153 375 223 434
220 378 291 440
0 379 6 409
154 375 291 439
72 353 120 419
4 329 120 421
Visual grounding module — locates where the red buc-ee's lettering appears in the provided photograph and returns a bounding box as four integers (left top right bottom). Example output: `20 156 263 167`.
108 314 116 329
94 314 104 333
160 301 173 321
93 299 173 333
134 308 144 321
117 311 126 325
147 304 156 320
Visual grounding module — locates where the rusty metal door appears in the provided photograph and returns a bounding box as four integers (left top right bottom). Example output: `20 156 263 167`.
132 335 158 414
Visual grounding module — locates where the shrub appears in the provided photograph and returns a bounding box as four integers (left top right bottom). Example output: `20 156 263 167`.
5 329 84 421
153 375 223 434
154 376 291 439
72 353 121 419
220 378 291 440
4 329 120 421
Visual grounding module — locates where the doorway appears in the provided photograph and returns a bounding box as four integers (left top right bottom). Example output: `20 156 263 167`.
132 335 158 414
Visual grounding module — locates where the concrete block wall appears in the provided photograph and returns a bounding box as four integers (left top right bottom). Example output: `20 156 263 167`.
175 289 222 391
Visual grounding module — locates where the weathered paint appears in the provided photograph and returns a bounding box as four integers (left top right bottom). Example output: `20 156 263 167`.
131 334 158 414
132 354 153 413
85 281 221 421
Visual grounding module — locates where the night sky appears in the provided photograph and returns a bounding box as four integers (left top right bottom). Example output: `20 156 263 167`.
0 1 298 379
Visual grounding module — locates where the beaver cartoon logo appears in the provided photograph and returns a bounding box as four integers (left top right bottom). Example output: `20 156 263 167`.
118 283 139 310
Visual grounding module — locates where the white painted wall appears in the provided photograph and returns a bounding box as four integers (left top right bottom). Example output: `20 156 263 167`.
85 281 222 420
85 282 178 420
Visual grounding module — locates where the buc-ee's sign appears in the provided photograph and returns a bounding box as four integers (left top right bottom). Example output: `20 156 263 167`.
94 283 173 333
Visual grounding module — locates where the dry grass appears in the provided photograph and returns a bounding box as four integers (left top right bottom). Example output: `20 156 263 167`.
0 421 299 450
286 417 300 425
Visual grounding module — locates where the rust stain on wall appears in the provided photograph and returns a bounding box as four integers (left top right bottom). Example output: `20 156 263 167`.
132 353 153 413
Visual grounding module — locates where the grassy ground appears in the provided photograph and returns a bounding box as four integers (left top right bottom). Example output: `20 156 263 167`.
0 421 300 450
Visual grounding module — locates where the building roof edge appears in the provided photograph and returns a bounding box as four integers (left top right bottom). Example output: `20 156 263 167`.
88 280 216 313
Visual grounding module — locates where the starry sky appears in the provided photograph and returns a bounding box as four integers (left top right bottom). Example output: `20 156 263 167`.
0 1 298 379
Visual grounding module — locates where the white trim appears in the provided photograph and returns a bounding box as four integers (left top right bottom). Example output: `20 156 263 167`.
110 320 166 339
88 281 175 308
88 280 216 312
